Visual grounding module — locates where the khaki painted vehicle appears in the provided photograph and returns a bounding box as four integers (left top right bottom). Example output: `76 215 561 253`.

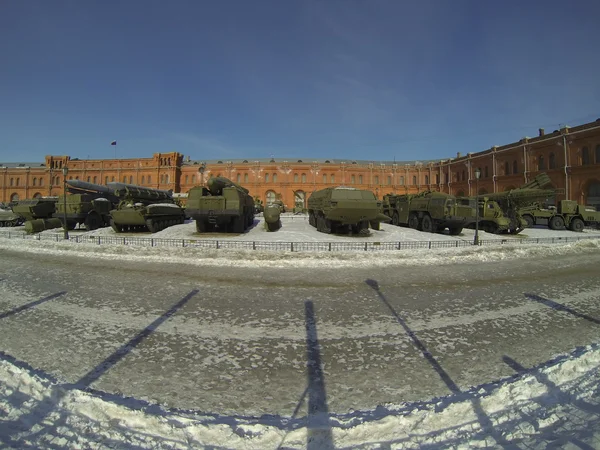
480 173 561 234
12 198 57 222
186 176 255 233
383 191 475 235
462 197 525 234
0 207 24 227
519 200 600 231
307 187 390 235
263 202 282 231
108 183 185 233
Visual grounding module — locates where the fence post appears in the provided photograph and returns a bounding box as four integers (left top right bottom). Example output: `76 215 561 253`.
291 242 294 252
397 241 401 250
216 240 219 249
253 241 256 250
328 242 331 251
456 240 458 247
428 241 431 249
182 239 185 247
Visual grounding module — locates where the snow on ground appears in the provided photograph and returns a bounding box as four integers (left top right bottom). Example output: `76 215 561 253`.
1 343 599 449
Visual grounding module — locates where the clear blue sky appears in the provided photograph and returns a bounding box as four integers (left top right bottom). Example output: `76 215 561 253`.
1 0 598 163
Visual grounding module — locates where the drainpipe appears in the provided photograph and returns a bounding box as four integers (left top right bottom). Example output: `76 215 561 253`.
523 145 528 183
563 134 570 200
492 148 497 193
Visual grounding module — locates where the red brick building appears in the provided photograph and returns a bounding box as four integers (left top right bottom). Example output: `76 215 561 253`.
2 120 599 210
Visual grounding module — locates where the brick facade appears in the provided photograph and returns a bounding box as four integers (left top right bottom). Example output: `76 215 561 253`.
2 120 600 210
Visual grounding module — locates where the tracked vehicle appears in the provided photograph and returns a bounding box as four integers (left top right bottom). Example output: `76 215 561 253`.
307 187 390 235
12 198 60 233
186 176 255 233
0 207 23 227
108 183 185 233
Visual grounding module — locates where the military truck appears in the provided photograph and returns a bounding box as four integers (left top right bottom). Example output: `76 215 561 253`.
108 183 185 233
383 191 475 235
186 176 255 233
263 202 282 232
12 198 57 222
462 197 525 234
307 187 390 235
519 200 600 231
52 179 120 230
0 207 23 227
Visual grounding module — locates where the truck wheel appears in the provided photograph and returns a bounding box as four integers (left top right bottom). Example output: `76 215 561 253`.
549 215 565 230
146 219 157 233
448 227 462 236
85 213 101 231
408 213 419 230
523 215 534 228
569 217 584 232
322 218 332 234
392 212 399 226
421 215 434 233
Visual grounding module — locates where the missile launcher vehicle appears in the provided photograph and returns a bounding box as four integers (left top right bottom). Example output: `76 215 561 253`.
12 198 57 222
383 191 475 235
186 176 255 233
263 202 282 231
107 183 185 233
519 200 600 231
307 187 390 235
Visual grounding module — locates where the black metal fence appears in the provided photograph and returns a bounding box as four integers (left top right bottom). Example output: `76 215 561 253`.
0 229 598 252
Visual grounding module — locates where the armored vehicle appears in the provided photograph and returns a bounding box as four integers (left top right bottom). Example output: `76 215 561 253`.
520 200 600 231
263 202 282 232
186 176 255 233
12 198 57 222
108 183 185 233
307 187 390 235
383 191 475 235
463 197 525 234
0 207 23 227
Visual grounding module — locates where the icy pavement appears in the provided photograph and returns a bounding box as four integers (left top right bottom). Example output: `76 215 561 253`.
1 343 599 449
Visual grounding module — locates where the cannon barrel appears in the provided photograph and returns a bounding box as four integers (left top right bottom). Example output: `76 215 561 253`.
206 176 249 195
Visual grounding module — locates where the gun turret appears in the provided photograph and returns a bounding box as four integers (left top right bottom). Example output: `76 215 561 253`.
206 176 249 195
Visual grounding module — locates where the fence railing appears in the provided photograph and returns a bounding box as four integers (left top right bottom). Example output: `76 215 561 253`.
0 229 598 252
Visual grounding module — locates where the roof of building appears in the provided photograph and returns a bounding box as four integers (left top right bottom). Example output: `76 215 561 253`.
181 158 439 166
0 162 46 168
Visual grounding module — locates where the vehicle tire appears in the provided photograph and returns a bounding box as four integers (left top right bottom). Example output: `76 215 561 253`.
146 218 156 233
569 217 584 232
309 211 316 227
448 227 462 236
408 213 420 230
231 216 244 233
421 215 434 233
392 212 399 226
322 218 332 234
522 215 534 228
549 215 565 230
85 213 101 231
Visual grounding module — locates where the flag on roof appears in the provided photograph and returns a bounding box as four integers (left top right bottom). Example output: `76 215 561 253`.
110 140 117 146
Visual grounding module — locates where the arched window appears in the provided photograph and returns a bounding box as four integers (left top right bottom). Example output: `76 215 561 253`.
33 193 42 199
484 166 489 178
374 175 379 185
582 147 590 165
265 173 269 183
16 178 20 186
129 176 132 183
75 176 79 181
359 175 363 184
147 175 151 184
236 174 241 183
301 173 306 183
40 178 44 186
549 153 556 169
436 174 440 184
513 160 518 174
273 173 277 182
351 175 355 184
191 175 195 184
412 175 417 185
323 174 327 183
538 155 545 171
32 177 37 186
462 170 466 181
160 174 164 183
400 176 404 185
93 176 97 184
87 176 91 182
184 175 188 184
123 176 127 183
595 145 600 164
387 176 392 185
10 193 19 202
168 158 171 166
330 174 334 183
505 162 510 175
244 173 248 183
294 173 299 182
425 175 429 185
111 176 115 182
106 176 109 184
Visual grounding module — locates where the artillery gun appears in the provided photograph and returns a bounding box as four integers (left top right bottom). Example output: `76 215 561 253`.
52 179 120 231
307 187 390 235
383 191 475 235
107 183 185 233
186 176 255 233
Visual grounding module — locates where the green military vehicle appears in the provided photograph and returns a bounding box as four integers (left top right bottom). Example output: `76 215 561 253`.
462 197 525 234
186 176 255 233
383 191 475 235
263 202 282 232
307 187 390 235
519 200 600 231
12 198 62 234
108 183 185 233
0 206 23 227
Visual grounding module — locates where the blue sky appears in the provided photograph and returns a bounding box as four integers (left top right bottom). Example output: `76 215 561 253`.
0 0 598 163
